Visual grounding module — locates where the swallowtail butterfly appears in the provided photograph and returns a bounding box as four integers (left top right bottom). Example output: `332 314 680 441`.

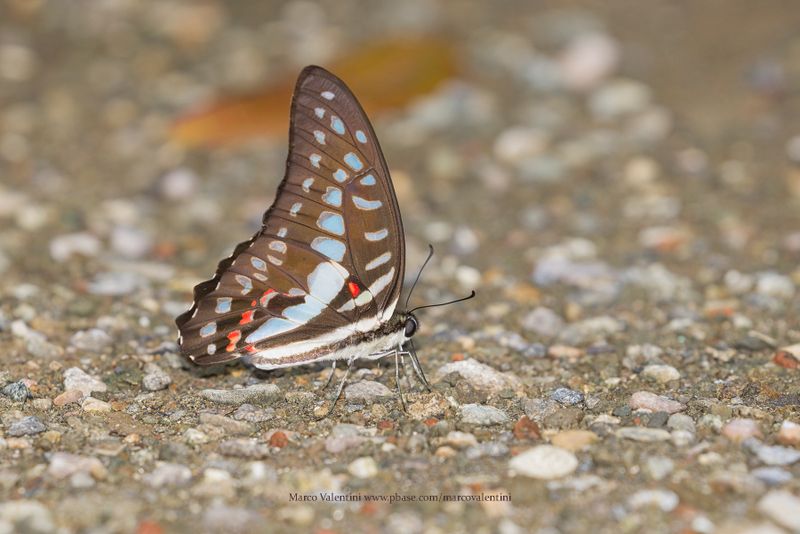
176 66 470 411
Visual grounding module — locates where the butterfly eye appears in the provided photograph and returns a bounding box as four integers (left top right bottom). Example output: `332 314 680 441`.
404 316 418 337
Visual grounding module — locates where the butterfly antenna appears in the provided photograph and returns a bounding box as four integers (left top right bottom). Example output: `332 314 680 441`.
404 244 435 311
408 290 476 314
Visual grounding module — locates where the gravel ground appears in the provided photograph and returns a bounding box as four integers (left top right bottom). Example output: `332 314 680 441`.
2 1 800 533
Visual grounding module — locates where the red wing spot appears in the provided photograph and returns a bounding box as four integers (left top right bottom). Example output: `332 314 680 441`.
239 310 255 325
250 300 257 307
226 330 242 352
348 281 360 298
245 344 257 353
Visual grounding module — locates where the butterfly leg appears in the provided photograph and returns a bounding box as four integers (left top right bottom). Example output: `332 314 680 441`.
394 351 408 412
407 340 432 392
315 357 354 419
321 360 337 390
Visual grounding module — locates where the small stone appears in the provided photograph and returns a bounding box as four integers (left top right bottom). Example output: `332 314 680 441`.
82 397 111 413
509 445 578 479
751 441 800 466
87 271 144 296
48 452 107 480
443 431 479 449
645 456 674 480
722 418 763 443
550 430 598 451
522 398 560 422
589 79 651 119
49 232 101 261
143 462 192 488
551 387 584 406
641 364 680 383
460 404 510 426
757 490 800 531
232 404 274 423
512 416 542 441
53 389 84 407
160 168 198 200
32 398 51 411
434 359 519 393
63 367 107 398
2 381 31 402
110 225 152 259
0 500 56 533
348 457 379 479
520 307 564 338
755 272 794 299
776 420 800 446
142 363 172 391
616 427 671 442
558 32 620 91
199 384 281 405
69 329 112 352
344 380 392 402
184 428 209 445
218 438 270 459
7 416 46 437
629 391 685 414
547 345 583 359
772 344 800 369
751 467 793 486
198 413 254 435
557 316 623 345
627 489 679 512
668 413 696 433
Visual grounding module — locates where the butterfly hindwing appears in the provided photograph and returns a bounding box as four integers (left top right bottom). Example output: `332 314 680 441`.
177 66 405 365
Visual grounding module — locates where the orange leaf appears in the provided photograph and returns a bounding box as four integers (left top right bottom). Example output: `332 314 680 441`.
171 37 458 147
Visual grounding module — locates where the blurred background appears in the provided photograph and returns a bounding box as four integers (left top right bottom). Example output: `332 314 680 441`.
2 1 800 533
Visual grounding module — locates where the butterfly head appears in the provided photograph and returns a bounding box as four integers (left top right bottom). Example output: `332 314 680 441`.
403 313 419 338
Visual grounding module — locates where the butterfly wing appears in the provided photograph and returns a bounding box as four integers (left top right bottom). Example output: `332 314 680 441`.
176 66 405 365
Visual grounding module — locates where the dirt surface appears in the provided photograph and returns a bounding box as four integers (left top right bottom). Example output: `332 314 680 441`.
1 1 800 533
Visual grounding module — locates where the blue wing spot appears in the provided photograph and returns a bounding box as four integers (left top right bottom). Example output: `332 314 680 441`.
215 297 232 313
333 168 348 182
313 130 326 145
331 116 345 135
309 154 321 168
352 195 382 210
360 174 376 186
302 177 314 192
199 322 217 337
315 107 325 118
250 257 267 271
364 228 388 241
344 152 363 171
311 237 346 261
355 130 368 143
290 202 302 216
235 275 253 294
317 212 345 236
322 187 342 207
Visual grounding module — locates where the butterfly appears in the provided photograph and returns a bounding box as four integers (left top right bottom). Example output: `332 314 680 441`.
176 65 473 414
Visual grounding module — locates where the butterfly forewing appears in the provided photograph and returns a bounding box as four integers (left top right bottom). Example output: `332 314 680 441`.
177 66 405 365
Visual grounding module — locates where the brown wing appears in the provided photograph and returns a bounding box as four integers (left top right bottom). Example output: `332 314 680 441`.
176 66 406 365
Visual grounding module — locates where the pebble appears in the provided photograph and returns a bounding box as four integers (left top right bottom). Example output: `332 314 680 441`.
755 272 794 299
141 363 172 391
82 397 111 413
751 467 793 487
0 500 56 533
522 398 561 422
232 404 274 423
667 413 696 433
198 413 253 435
435 359 519 393
493 126 548 164
143 462 192 488
645 456 674 480
589 79 652 119
199 384 281 405
69 329 112 352
557 316 623 345
776 420 800 446
509 445 578 479
54 389 84 407
48 452 107 480
49 232 101 261
2 381 31 402
160 168 198 200
551 387 584 406
722 418 763 443
460 404 510 426
641 364 680 383
629 391 685 414
443 431 479 449
616 427 671 442
757 490 800 531
348 457 379 479
63 367 107 398
550 430 598 451
750 441 800 466
218 438 270 459
87 271 144 296
773 344 800 369
345 380 392 402
520 306 565 338
110 225 152 258
558 32 619 91
627 489 679 512
7 416 46 437
11 321 63 359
